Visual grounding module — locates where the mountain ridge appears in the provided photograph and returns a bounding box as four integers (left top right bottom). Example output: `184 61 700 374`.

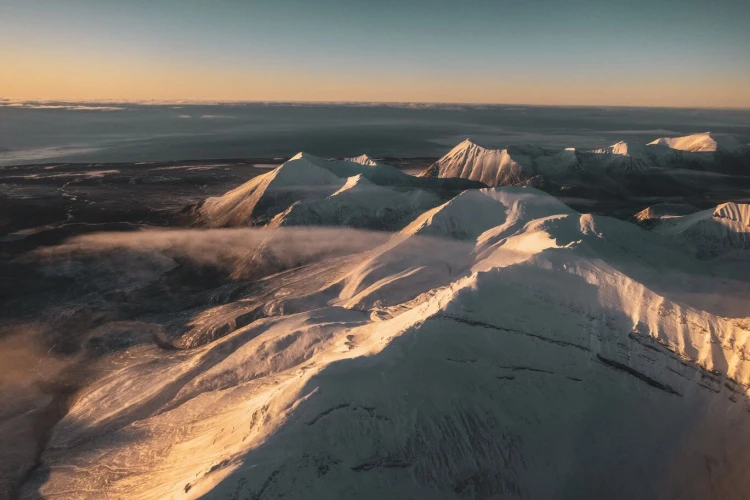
22 185 750 499
420 132 750 191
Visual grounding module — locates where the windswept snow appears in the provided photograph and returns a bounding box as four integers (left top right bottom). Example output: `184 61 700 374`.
19 182 750 499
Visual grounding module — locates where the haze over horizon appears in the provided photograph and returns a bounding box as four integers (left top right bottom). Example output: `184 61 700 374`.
2 0 749 108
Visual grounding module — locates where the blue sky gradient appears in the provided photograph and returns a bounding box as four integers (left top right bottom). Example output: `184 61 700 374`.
2 0 749 106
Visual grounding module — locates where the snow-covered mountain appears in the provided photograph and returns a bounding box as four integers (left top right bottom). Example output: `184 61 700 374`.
649 131 744 153
196 153 346 227
420 132 750 190
419 139 540 186
194 153 477 228
268 173 441 230
346 153 381 166
193 132 748 233
18 181 750 499
590 140 669 172
643 201 750 258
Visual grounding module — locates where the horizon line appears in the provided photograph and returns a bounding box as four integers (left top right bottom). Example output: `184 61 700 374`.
2 97 750 112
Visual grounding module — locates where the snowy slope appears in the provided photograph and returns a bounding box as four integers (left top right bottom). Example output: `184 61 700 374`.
197 153 346 227
20 186 750 500
533 148 582 177
421 139 537 186
196 152 481 228
268 174 441 230
300 152 411 186
589 140 674 172
649 132 743 153
648 201 750 257
346 154 380 166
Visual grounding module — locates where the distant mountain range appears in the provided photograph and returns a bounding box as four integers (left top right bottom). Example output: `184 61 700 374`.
189 132 750 231
419 132 750 197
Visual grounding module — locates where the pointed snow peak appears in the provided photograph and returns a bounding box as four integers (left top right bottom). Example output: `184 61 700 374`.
272 154 343 186
451 138 483 152
287 151 330 165
428 139 540 187
347 154 379 166
446 138 498 157
648 132 742 153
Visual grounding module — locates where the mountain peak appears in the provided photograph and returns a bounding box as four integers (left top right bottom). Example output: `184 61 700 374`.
430 139 536 187
451 138 481 152
346 154 379 166
648 132 742 153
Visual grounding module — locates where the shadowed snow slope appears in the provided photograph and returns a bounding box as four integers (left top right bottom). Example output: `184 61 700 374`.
268 174 441 230
20 185 750 499
299 152 411 185
648 201 750 257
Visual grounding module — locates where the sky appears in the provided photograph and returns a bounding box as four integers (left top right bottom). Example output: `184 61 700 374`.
1 0 749 108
